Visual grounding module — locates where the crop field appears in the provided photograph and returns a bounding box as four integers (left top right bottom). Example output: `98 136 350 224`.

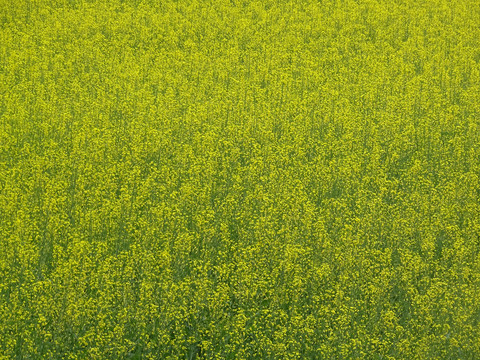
1 0 480 359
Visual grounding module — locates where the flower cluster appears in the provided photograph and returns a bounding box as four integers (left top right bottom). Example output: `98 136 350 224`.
1 0 479 358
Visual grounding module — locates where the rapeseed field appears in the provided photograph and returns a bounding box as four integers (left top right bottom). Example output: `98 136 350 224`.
1 0 479 358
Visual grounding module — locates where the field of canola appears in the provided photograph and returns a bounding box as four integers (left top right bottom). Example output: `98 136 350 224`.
1 0 480 359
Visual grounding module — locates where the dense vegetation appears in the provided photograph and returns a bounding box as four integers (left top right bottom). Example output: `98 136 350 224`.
1 0 479 358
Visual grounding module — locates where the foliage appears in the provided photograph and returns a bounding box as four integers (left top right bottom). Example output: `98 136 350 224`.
1 0 480 358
